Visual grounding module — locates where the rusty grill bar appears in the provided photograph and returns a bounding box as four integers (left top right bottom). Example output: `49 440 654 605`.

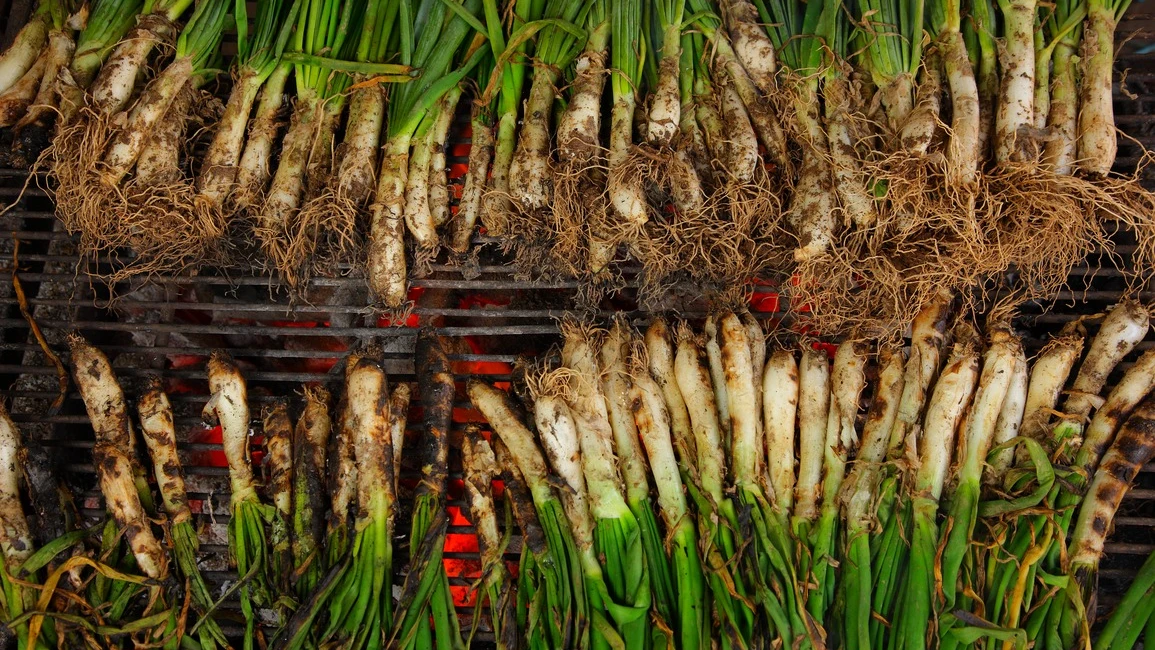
0 8 1154 644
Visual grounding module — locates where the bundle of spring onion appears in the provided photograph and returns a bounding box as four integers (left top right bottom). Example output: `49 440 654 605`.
456 298 1155 650
48 0 230 282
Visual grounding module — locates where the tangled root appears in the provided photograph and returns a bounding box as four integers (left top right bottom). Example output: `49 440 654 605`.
622 145 789 308
284 183 365 286
788 151 1154 335
44 94 226 285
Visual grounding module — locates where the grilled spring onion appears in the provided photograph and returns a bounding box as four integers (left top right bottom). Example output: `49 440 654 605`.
0 0 70 128
763 348 798 513
1064 394 1155 647
262 400 294 600
0 402 37 646
292 386 331 597
99 0 229 185
469 379 585 650
462 430 515 650
491 436 552 650
507 0 588 212
807 341 867 623
68 334 155 514
561 322 652 648
314 356 396 649
890 324 980 650
195 0 297 212
138 378 229 650
258 0 364 277
393 332 462 649
629 360 709 650
325 351 365 568
673 323 757 644
600 319 674 637
839 346 905 650
367 0 485 307
937 323 1021 617
204 351 271 650
1078 0 1130 177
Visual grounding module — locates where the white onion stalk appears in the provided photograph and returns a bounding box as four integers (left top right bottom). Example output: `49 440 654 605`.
1063 301 1150 427
1043 26 1081 174
509 66 561 210
0 15 48 94
0 51 48 128
890 325 981 650
939 26 981 186
888 290 954 452
1078 0 1123 177
134 83 193 185
742 312 765 438
93 442 168 579
261 98 326 238
534 393 598 568
825 73 877 228
793 347 830 524
461 434 514 650
1076 348 1155 477
68 334 153 511
718 0 775 93
600 320 651 507
840 347 905 650
102 57 196 184
14 27 73 131
405 87 461 250
450 103 492 253
89 14 177 115
993 0 1037 163
1066 394 1155 648
429 88 459 228
197 73 266 210
704 315 731 452
673 322 728 504
1020 325 1085 442
645 19 681 148
763 350 798 513
808 341 867 619
336 84 387 206
262 400 293 595
557 19 609 165
607 0 647 229
205 351 270 640
234 64 290 210
939 323 1021 609
0 403 34 571
387 383 410 499
720 313 765 494
367 133 411 308
987 344 1029 481
645 318 697 466
898 52 943 155
788 79 836 261
718 75 759 184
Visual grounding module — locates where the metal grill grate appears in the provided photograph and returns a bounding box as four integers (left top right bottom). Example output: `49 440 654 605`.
2 7 1155 644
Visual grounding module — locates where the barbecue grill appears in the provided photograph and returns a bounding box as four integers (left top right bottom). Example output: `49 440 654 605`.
3 2 1155 645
